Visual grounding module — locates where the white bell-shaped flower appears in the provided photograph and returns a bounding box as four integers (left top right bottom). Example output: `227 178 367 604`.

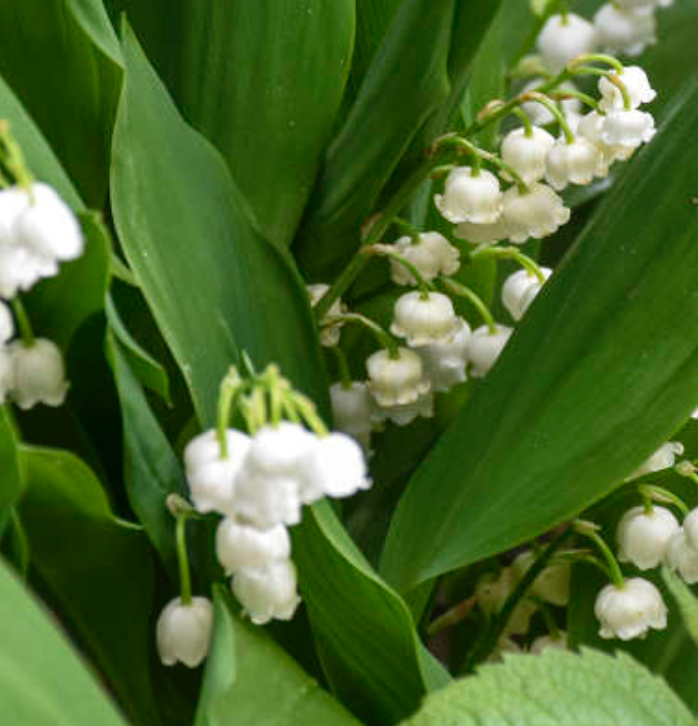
593 3 656 57
299 432 370 501
521 80 582 127
216 519 290 574
545 136 605 190
156 596 213 668
14 183 84 263
390 232 460 286
234 423 316 528
0 301 13 343
467 324 513 378
417 317 471 393
601 110 656 150
530 632 568 654
390 291 459 348
629 441 683 480
501 127 556 185
665 530 698 584
614 0 672 13
501 183 570 244
598 66 656 113
371 391 434 427
366 347 430 407
454 219 510 246
9 338 69 409
594 577 667 640
616 506 680 570
502 268 552 322
330 381 372 438
232 559 301 625
511 551 571 607
184 429 251 515
537 13 598 72
577 111 634 171
683 508 698 552
434 167 503 225
308 283 344 347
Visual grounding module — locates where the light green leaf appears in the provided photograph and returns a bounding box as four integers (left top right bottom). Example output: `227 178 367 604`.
0 409 21 534
196 586 363 726
663 566 698 649
18 445 162 725
0 557 128 726
111 21 328 425
402 649 695 726
0 71 83 210
382 79 698 594
106 332 186 571
0 0 122 204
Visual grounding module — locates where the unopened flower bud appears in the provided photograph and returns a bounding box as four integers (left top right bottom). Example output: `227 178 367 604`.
593 4 656 57
308 283 345 347
9 338 69 409
156 596 213 668
502 268 552 321
594 577 667 640
629 442 683 480
512 551 571 606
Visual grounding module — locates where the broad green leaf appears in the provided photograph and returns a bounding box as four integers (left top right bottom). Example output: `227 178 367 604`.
0 0 122 204
0 71 83 210
0 557 128 726
25 212 110 349
0 409 21 533
402 649 694 726
106 332 186 571
663 566 698 648
382 79 698 594
293 502 450 725
18 446 161 725
196 586 363 726
111 22 328 425
296 0 456 279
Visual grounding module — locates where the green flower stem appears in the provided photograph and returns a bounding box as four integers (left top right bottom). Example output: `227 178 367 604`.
569 53 625 74
549 88 599 111
175 512 193 606
286 391 328 436
512 106 534 137
463 527 572 671
640 484 690 516
440 277 496 333
11 297 35 347
570 65 632 110
537 600 561 640
575 523 625 589
522 91 575 143
0 121 34 190
217 368 244 457
314 155 440 321
327 312 399 357
262 364 284 427
472 246 547 283
426 595 478 638
391 217 422 243
365 244 433 295
332 346 353 389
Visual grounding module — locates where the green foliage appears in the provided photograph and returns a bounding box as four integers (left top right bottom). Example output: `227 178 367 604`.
402 649 696 726
663 567 698 650
381 79 698 594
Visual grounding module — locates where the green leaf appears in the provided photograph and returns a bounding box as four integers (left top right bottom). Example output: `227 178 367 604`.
382 79 698 594
111 21 328 425
106 332 186 571
0 0 122 204
0 409 21 533
18 445 162 725
293 502 449 725
0 71 83 210
0 557 128 726
196 586 363 726
170 1 355 247
296 0 456 279
402 649 695 726
25 212 110 349
663 566 698 649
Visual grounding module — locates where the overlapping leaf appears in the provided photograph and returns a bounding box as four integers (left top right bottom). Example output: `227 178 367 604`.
382 79 698 593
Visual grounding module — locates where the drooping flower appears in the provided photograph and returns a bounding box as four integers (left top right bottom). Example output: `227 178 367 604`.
232 559 301 625
502 268 552 321
216 519 291 574
9 338 69 410
390 291 460 348
594 577 667 640
501 183 570 243
434 167 503 225
537 13 598 71
366 347 430 407
616 506 680 570
467 324 513 378
390 232 460 286
156 596 214 668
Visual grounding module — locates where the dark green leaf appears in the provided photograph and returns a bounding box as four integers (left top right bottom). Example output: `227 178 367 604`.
663 566 698 648
0 556 128 726
0 409 21 533
402 649 695 726
382 80 698 594
0 0 122 204
18 445 161 725
196 586 363 726
111 21 328 425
